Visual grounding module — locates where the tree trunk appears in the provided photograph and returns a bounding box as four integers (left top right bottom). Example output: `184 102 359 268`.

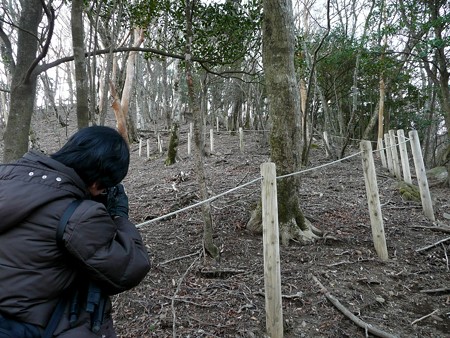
377 77 386 142
71 0 89 129
110 81 129 143
165 123 179 166
248 0 320 244
413 0 450 186
3 0 42 163
121 28 144 143
185 0 219 259
41 72 67 126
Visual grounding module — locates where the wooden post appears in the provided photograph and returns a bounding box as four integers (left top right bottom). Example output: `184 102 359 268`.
409 130 435 221
187 132 191 156
389 130 401 179
157 134 163 153
210 129 214 153
384 133 394 176
261 163 283 338
397 129 412 184
323 131 330 157
216 116 219 132
360 141 389 261
146 139 150 158
377 138 387 169
138 138 142 157
239 127 244 152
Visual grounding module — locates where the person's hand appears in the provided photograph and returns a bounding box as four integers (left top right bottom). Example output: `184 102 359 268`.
106 184 129 218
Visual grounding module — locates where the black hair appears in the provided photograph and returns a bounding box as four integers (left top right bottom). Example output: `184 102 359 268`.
51 126 130 188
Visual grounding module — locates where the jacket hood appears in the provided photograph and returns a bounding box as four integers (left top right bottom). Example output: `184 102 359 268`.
0 150 88 233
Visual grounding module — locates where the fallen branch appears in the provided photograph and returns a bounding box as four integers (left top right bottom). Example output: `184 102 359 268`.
326 260 352 267
197 268 246 278
158 251 200 266
162 295 215 307
420 287 450 294
443 243 449 271
411 225 450 234
416 237 450 252
254 290 303 299
411 309 439 325
311 274 398 338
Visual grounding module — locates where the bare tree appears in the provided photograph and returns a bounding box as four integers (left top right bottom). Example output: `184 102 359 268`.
71 0 89 128
2 0 54 162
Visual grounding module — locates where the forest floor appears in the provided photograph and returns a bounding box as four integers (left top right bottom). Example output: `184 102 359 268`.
3 114 450 338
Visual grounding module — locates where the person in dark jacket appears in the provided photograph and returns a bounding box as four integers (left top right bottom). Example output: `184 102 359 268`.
0 126 151 337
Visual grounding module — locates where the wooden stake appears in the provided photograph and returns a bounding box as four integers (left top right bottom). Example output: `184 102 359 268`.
397 129 412 184
210 129 214 153
360 141 389 261
323 131 330 157
239 127 244 152
377 138 387 168
389 130 401 179
157 134 163 153
409 130 435 221
216 117 219 132
146 139 150 158
138 138 142 157
384 133 394 176
187 132 191 156
261 163 283 338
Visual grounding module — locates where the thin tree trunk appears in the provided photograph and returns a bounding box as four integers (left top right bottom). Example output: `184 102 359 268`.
3 0 42 162
71 0 89 128
184 0 218 258
41 72 66 126
120 28 144 142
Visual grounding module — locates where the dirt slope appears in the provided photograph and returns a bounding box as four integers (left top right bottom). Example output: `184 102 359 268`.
116 126 449 338
2 113 449 337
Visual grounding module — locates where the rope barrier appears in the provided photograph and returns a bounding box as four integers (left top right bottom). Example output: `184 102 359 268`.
375 136 410 153
277 151 363 180
135 132 414 228
136 176 262 228
136 151 365 228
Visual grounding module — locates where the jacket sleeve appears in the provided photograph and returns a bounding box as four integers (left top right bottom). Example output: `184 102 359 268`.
62 201 151 294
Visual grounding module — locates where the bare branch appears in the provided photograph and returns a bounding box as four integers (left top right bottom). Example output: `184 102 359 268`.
24 1 55 83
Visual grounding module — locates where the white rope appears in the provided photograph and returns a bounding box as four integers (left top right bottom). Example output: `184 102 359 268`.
277 151 363 180
136 135 412 228
136 176 262 228
328 134 377 143
375 136 410 153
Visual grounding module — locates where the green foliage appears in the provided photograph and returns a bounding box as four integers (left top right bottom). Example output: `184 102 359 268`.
126 0 161 27
140 0 261 67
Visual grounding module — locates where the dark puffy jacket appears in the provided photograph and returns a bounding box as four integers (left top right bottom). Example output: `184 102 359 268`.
0 150 151 328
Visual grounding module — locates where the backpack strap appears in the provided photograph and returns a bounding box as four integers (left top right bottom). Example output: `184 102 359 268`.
42 295 67 338
56 200 82 249
43 200 82 338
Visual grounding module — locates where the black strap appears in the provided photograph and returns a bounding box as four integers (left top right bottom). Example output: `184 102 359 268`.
56 200 82 249
43 200 82 338
42 296 67 338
